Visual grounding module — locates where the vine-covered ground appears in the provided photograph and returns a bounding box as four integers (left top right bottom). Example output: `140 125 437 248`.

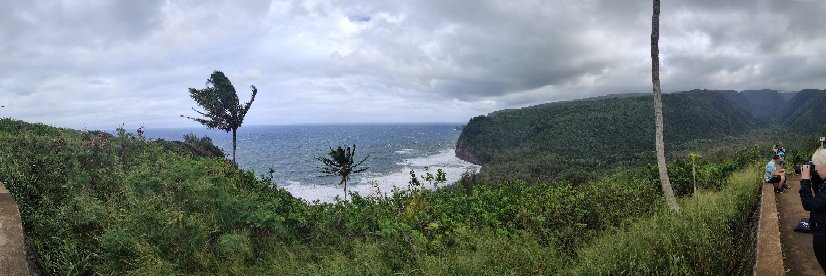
0 118 768 274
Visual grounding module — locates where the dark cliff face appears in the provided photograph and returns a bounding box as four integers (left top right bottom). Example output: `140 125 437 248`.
455 137 481 165
454 115 490 165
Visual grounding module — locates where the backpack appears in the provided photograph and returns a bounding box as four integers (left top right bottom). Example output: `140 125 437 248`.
795 218 811 233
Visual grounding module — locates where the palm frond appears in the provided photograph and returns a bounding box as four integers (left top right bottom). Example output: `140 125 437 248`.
316 145 370 197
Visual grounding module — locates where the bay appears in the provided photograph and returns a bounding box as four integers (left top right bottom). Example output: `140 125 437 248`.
144 124 479 202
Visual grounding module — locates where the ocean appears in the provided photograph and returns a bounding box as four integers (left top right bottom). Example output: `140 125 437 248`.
144 124 480 202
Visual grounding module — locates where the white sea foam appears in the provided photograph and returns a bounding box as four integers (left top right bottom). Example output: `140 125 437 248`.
394 148 416 154
281 148 480 203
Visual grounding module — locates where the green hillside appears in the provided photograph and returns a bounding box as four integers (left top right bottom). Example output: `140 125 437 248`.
722 89 786 122
778 89 826 133
457 90 768 183
457 89 826 183
0 118 767 274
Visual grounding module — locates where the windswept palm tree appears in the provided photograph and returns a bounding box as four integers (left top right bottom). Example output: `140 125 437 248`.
182 71 257 167
651 0 679 212
318 145 369 200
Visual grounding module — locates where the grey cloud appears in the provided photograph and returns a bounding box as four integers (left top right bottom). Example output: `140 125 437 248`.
1 1 166 47
348 15 371 23
1 0 826 128
332 0 619 100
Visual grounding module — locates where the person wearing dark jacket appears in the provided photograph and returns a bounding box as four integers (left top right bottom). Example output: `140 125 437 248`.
799 149 826 270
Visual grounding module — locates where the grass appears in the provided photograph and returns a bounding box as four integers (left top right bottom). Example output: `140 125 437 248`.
0 118 764 275
565 164 761 275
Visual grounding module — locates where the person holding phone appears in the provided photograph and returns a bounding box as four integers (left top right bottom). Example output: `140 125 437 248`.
800 149 826 270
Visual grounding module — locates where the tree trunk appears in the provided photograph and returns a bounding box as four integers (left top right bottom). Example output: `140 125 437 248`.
344 180 348 201
652 0 680 213
692 162 697 194
232 128 237 167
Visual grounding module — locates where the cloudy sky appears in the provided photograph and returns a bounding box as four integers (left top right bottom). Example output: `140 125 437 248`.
1 0 825 129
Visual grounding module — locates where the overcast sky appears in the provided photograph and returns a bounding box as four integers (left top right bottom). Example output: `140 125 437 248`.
1 0 825 129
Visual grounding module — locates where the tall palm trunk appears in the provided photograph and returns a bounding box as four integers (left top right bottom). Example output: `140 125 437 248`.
692 162 697 194
232 128 237 167
652 0 679 213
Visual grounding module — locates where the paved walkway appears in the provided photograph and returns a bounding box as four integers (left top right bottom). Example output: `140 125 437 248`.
756 180 785 275
777 175 824 275
0 181 32 275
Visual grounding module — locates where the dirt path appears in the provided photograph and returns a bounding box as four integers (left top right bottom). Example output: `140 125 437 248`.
0 181 32 275
777 175 824 275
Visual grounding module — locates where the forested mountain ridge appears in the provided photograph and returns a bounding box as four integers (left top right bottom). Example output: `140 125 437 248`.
722 89 787 122
456 89 823 183
778 89 826 133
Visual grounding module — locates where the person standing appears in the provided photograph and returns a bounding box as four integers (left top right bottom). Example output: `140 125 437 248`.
800 149 826 270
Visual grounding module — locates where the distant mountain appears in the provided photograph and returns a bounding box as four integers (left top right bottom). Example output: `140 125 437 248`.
488 93 650 116
456 89 826 183
722 89 786 122
778 89 826 133
455 89 774 183
780 92 799 102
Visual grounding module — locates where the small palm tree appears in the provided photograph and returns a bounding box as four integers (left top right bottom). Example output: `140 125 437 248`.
689 153 702 193
318 145 369 200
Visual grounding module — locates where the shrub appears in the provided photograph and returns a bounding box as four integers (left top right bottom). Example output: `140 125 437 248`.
565 165 761 275
0 118 764 274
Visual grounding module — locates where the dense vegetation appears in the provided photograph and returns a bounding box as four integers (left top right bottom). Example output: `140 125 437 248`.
0 118 764 274
458 90 760 183
778 89 826 133
567 165 761 275
722 89 786 122
457 89 826 183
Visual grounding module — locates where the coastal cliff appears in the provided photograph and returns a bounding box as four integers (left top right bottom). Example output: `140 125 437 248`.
451 89 813 183
454 137 480 165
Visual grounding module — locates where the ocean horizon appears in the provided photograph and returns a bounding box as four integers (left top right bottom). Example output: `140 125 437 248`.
144 124 479 202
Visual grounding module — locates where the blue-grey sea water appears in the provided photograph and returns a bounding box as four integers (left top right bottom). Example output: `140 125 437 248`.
145 124 479 202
